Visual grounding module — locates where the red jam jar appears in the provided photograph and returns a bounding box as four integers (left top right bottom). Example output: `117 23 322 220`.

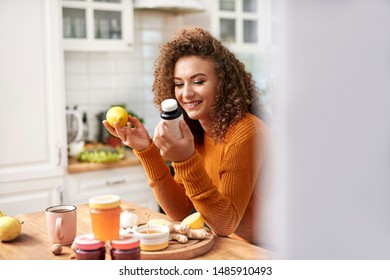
89 195 121 241
110 234 141 260
74 234 106 260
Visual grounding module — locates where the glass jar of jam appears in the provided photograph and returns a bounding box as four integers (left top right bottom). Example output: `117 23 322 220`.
74 234 106 260
89 195 121 241
110 234 141 260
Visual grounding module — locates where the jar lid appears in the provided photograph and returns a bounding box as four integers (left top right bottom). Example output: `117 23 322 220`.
89 195 121 209
74 234 105 250
161 99 178 112
110 234 140 250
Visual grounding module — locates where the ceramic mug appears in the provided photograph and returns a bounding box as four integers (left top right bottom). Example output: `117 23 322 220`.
45 205 77 245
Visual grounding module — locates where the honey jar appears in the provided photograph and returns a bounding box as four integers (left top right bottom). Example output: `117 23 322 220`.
110 234 141 260
89 195 121 241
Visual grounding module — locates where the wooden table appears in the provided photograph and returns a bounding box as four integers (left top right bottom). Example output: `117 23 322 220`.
0 202 277 260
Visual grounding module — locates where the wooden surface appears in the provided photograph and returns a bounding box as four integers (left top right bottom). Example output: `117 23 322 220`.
67 150 141 174
0 202 277 260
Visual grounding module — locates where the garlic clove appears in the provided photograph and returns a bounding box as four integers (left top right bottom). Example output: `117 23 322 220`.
120 211 140 229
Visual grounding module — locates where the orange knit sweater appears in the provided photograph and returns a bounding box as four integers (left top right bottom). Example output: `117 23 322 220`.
134 113 272 246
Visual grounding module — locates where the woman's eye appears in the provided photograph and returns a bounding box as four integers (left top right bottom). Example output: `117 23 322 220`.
194 80 204 85
175 83 184 88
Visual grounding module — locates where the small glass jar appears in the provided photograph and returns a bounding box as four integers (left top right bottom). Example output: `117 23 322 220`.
74 234 106 260
89 195 121 241
110 234 141 260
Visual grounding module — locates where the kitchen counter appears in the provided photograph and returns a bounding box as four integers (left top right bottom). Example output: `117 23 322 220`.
67 149 141 174
0 201 277 260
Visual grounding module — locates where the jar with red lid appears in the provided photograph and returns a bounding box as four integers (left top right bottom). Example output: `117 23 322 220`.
89 195 121 241
110 234 141 260
74 234 106 260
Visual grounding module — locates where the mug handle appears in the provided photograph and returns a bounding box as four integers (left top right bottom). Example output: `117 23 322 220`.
55 217 64 240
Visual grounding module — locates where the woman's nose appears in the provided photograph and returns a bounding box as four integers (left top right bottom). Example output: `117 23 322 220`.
182 84 194 98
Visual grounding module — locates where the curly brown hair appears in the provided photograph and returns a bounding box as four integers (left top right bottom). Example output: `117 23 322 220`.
152 26 265 144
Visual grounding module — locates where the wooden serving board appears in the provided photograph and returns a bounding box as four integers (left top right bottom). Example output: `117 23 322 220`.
141 234 214 260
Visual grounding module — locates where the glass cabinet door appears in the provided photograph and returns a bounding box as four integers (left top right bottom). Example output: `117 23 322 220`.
218 0 264 48
242 0 258 43
243 0 257 12
94 10 122 39
63 8 86 39
220 0 235 11
61 0 133 51
219 0 236 43
243 19 257 43
220 18 236 43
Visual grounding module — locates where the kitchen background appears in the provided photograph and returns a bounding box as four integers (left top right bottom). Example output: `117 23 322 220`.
65 1 276 142
3 1 390 260
0 0 278 216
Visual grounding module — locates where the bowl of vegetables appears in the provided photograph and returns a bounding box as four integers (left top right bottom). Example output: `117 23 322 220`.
77 144 125 163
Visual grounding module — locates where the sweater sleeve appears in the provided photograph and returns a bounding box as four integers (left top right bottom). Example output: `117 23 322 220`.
133 142 194 220
173 127 264 237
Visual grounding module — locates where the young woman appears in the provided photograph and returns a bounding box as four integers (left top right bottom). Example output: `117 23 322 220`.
103 27 274 248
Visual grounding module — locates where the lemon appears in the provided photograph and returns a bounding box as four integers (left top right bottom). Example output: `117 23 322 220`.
0 216 22 242
181 212 204 229
106 106 129 128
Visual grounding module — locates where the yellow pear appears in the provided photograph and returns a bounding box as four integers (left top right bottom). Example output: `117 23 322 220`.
0 216 22 242
0 211 6 217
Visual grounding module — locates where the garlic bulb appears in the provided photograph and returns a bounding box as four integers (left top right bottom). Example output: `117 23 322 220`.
120 211 139 229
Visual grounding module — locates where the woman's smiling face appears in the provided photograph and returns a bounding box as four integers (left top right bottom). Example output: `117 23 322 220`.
174 56 219 128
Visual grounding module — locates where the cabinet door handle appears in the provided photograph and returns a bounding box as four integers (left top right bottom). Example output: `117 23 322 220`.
56 185 64 205
56 143 62 166
106 179 126 186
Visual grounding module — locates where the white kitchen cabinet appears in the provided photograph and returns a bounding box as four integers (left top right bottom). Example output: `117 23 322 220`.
216 0 271 52
0 178 64 217
0 0 67 215
65 166 159 212
61 0 134 51
185 0 271 53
